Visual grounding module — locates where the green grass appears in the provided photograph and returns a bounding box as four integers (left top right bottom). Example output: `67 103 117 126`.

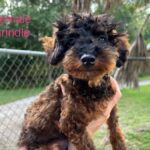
94 85 150 150
139 75 150 81
0 88 43 105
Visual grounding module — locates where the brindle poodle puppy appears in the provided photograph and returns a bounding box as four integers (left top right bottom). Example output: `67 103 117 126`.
18 13 129 150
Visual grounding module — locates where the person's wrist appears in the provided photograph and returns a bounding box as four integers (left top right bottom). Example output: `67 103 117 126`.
19 145 27 150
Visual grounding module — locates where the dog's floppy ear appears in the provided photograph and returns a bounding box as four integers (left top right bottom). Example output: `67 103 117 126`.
48 21 68 65
116 35 130 67
41 22 68 65
48 38 65 65
41 37 64 65
40 36 61 65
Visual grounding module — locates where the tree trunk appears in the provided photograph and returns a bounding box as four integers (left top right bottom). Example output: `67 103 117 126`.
72 0 91 13
103 0 122 13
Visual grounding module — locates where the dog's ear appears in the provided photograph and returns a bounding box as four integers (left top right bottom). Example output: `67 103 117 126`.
41 36 65 65
48 39 65 65
48 21 68 65
41 22 68 65
116 35 130 67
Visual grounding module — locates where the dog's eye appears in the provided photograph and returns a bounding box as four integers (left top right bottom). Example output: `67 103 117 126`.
98 36 106 42
68 38 75 45
67 33 80 46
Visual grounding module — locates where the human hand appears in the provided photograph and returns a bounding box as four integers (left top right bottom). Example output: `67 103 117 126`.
87 77 122 136
19 145 27 150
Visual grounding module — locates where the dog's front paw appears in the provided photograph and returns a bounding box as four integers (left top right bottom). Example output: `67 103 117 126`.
55 74 72 96
56 74 69 84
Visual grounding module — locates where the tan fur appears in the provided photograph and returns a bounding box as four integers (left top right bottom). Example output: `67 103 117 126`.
63 49 118 87
40 36 55 53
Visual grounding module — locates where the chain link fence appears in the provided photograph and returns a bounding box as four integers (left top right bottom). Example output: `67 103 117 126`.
0 49 63 150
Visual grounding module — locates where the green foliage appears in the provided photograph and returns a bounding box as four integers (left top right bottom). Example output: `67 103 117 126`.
0 0 68 89
0 0 71 50
0 0 149 49
94 1 150 43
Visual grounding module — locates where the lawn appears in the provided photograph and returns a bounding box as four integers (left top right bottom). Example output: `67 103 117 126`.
0 87 43 105
94 85 150 150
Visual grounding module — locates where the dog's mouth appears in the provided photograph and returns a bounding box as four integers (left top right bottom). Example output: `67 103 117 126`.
72 69 103 75
66 67 106 78
69 67 98 71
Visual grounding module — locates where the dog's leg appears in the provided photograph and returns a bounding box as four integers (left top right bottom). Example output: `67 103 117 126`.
107 105 126 150
57 75 95 150
18 83 62 149
60 123 95 150
59 100 96 150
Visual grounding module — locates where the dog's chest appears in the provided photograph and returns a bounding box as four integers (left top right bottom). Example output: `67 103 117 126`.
70 77 114 102
67 77 115 119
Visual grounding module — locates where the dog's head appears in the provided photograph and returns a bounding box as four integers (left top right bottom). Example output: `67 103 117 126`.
42 13 129 86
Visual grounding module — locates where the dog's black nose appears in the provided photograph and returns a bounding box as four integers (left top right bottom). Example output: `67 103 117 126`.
81 54 96 65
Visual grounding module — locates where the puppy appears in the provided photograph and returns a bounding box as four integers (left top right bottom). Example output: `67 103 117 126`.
18 13 129 150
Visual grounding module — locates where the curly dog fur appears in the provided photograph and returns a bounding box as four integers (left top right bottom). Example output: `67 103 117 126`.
18 13 129 150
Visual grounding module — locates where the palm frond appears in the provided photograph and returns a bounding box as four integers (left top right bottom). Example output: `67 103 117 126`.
115 33 148 88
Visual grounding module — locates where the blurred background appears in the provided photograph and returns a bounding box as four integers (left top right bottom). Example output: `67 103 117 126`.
0 0 150 150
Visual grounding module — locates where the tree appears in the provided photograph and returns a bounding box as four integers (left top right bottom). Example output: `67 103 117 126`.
72 0 91 12
115 15 150 88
